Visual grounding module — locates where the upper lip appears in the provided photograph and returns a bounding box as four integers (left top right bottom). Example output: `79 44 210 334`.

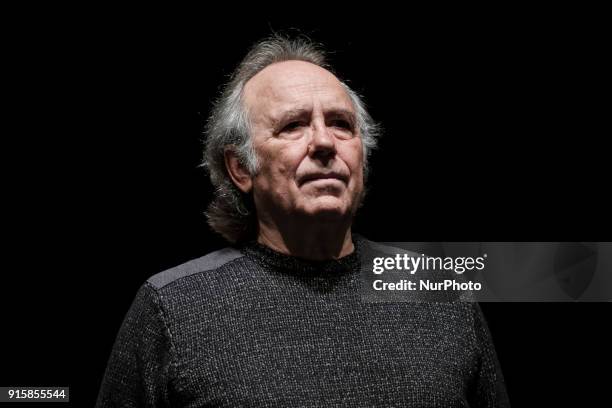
299 171 348 185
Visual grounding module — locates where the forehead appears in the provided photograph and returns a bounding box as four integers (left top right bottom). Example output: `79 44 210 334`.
243 60 354 121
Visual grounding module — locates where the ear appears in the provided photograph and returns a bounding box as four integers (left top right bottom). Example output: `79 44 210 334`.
224 147 253 193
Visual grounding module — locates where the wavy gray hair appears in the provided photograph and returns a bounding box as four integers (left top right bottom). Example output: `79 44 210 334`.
202 35 380 243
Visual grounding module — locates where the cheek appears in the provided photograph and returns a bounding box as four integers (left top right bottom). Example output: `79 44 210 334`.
256 143 306 183
344 140 365 177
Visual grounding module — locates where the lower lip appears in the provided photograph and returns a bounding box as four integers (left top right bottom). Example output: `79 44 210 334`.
302 178 344 185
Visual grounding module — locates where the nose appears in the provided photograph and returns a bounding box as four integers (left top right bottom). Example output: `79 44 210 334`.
308 120 336 164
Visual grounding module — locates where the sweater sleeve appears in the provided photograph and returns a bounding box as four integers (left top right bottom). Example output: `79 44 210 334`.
468 303 511 408
96 282 175 408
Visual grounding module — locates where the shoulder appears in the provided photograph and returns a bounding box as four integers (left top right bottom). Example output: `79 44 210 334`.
354 234 422 258
146 247 245 290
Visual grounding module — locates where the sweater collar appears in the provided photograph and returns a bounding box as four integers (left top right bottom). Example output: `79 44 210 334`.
240 233 365 275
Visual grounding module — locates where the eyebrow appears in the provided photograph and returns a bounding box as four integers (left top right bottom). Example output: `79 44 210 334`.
273 107 356 126
273 108 310 126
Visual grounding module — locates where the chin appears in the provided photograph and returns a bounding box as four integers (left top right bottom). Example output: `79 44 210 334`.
301 197 352 219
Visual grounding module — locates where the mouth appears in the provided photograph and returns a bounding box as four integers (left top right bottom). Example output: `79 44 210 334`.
299 172 348 186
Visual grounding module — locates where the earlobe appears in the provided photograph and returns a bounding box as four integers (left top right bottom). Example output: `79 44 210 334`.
224 147 253 193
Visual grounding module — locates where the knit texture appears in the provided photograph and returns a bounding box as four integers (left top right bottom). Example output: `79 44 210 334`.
96 235 510 407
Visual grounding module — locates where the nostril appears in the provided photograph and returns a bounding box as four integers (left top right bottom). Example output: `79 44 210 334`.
310 147 336 162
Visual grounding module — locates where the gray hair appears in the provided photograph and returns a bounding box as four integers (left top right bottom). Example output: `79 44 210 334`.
202 34 380 243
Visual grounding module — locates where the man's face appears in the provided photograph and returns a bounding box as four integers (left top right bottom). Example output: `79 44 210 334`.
242 60 364 222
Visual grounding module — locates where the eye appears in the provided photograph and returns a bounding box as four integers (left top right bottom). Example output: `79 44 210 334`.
281 121 307 133
330 119 353 131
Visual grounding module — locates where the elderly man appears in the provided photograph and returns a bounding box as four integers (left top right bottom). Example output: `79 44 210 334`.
97 36 510 407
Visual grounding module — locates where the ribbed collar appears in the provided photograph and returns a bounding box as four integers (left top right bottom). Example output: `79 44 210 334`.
240 233 365 276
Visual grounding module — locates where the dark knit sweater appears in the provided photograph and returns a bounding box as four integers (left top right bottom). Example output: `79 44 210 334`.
96 235 510 407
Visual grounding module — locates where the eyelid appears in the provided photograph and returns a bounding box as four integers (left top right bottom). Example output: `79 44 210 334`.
276 113 355 134
278 120 307 133
329 118 354 130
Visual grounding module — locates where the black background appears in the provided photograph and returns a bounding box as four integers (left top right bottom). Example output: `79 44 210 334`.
3 7 610 407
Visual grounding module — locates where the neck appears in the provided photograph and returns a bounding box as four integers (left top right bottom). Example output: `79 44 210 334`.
256 216 354 261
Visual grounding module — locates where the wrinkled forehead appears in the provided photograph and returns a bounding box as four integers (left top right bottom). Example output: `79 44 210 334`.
242 60 354 124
